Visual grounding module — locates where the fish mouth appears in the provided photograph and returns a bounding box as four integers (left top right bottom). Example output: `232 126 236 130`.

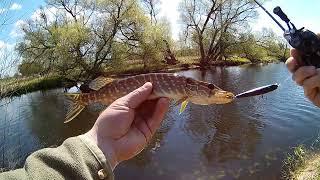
215 91 235 104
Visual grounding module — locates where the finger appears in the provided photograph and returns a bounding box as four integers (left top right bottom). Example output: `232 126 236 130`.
303 86 316 101
124 82 153 109
133 117 152 142
147 98 170 134
286 57 298 73
293 66 316 85
291 49 300 59
303 86 320 107
290 49 304 67
303 71 320 93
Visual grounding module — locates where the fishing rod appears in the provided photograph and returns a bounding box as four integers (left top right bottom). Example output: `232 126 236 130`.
236 1 320 99
254 0 320 68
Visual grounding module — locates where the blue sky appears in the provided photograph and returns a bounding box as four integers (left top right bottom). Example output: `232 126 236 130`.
0 0 45 45
158 0 320 39
1 0 320 46
0 0 320 68
251 0 320 36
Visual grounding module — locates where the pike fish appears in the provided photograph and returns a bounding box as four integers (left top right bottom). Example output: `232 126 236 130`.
64 73 235 123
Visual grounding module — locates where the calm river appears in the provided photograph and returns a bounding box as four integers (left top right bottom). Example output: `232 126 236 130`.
1 63 320 179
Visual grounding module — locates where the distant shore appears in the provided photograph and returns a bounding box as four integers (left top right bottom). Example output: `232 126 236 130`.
0 57 280 99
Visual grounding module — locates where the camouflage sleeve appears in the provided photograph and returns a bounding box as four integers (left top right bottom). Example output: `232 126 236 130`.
0 135 114 180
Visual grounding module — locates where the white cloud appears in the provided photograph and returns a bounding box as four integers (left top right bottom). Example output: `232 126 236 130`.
0 8 6 14
9 20 27 38
0 40 14 50
0 41 6 49
10 3 22 11
15 19 26 27
31 7 58 23
159 0 180 40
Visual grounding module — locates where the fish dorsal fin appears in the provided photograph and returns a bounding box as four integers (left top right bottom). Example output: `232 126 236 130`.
89 76 114 91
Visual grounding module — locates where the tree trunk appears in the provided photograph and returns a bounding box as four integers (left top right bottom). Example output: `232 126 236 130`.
163 40 177 65
199 36 209 67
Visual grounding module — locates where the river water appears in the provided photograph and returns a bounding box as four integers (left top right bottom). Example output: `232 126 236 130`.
1 63 320 179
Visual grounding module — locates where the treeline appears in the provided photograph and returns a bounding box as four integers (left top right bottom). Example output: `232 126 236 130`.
16 0 289 81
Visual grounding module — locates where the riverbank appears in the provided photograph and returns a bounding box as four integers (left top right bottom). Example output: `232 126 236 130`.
0 76 67 98
104 56 255 77
281 145 320 180
295 154 320 180
0 56 279 98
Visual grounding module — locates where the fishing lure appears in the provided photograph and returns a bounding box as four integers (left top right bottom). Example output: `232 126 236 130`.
235 84 279 99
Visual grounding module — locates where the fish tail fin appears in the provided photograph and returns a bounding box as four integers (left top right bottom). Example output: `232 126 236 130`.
64 93 86 123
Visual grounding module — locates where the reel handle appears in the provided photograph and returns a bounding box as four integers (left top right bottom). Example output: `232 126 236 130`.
273 6 290 23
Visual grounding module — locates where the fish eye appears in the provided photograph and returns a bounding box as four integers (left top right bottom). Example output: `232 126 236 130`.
208 83 216 90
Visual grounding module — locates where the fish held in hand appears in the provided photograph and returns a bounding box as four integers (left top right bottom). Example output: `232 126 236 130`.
64 73 235 123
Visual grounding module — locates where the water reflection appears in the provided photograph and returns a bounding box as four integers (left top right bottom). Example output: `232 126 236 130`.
2 64 320 179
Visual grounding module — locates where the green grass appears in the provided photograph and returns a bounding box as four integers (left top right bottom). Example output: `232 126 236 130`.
226 56 251 64
281 145 307 180
0 75 65 98
261 56 281 63
287 151 320 180
105 62 169 76
176 56 200 64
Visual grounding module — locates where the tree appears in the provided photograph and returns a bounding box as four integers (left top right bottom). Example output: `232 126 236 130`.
120 14 172 70
17 0 171 80
229 28 290 63
256 28 289 61
0 0 21 78
17 0 139 80
179 0 257 66
140 0 161 25
237 32 267 63
18 61 43 76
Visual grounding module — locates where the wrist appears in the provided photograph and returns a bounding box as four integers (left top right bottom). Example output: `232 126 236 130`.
84 129 119 170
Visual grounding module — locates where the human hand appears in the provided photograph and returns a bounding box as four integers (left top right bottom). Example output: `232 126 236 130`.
84 82 170 170
286 49 320 107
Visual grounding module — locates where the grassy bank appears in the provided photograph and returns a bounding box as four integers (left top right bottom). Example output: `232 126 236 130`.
0 76 66 98
0 56 279 98
295 154 320 180
281 145 320 180
104 56 257 77
281 145 307 180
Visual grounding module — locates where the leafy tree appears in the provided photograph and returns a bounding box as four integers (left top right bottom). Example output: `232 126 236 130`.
238 33 268 63
256 28 289 61
179 0 258 66
18 61 43 76
17 0 171 80
230 28 289 63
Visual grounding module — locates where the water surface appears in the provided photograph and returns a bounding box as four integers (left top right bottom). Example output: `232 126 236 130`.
1 63 320 179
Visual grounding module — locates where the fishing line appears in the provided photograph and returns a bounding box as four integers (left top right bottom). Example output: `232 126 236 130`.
276 75 292 88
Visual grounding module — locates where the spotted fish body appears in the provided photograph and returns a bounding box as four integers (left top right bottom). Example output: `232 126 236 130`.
64 73 235 123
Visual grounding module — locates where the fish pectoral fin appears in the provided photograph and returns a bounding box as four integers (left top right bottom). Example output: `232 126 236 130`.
174 97 188 106
179 100 189 115
89 76 115 91
64 93 86 123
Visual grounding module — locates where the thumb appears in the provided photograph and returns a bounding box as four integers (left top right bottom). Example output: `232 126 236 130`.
123 82 153 108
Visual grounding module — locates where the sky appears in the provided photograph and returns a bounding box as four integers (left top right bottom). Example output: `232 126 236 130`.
2 0 320 47
158 0 320 40
0 0 320 74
